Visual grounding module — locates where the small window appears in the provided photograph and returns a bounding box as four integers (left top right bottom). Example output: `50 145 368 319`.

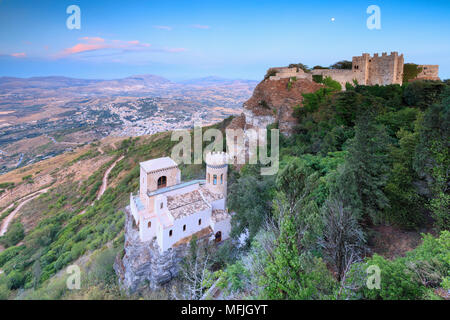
213 174 217 185
157 176 167 189
198 219 202 225
208 173 210 183
160 202 163 209
148 221 151 228
220 174 223 184
183 224 186 231
169 230 173 237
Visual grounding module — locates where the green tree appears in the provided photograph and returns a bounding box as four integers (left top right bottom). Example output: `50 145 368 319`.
414 89 450 230
275 159 314 211
320 198 365 281
260 212 336 299
345 110 391 223
404 81 446 110
228 172 275 243
0 221 25 248
330 60 352 70
384 128 424 229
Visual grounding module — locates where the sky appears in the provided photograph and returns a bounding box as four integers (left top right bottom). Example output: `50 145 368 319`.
0 0 449 80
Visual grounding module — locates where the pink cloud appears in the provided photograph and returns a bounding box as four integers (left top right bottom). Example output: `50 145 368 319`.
62 43 108 55
11 52 26 58
79 37 105 43
57 37 152 57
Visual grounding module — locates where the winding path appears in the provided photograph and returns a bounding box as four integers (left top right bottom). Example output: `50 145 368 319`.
0 188 49 236
97 155 124 200
78 155 124 215
0 153 124 234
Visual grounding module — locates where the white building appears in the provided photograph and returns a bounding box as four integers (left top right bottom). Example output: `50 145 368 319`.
129 152 232 253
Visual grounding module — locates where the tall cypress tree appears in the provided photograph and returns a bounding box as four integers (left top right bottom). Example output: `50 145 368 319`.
344 107 391 224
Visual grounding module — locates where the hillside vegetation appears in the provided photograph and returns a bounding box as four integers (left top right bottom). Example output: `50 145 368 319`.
0 79 449 300
221 79 449 300
0 118 232 299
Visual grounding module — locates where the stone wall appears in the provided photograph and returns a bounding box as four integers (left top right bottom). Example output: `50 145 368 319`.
268 67 312 81
351 52 404 86
415 65 440 80
310 69 354 89
311 52 405 88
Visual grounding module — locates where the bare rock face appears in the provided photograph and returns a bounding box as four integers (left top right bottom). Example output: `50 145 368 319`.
114 207 186 293
234 76 323 136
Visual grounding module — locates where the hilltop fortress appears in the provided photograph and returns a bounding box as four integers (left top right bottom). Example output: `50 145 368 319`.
268 52 439 88
228 51 440 138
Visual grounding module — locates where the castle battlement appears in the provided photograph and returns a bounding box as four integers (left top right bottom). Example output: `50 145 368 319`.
206 151 228 165
267 52 439 91
310 51 438 89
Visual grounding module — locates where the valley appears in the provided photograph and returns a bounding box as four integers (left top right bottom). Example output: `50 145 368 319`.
0 75 257 174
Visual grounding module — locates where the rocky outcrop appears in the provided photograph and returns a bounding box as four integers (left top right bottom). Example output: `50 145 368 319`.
114 207 210 293
230 74 323 136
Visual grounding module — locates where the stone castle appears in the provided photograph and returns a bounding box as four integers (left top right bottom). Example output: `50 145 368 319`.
129 152 231 253
269 52 439 88
116 152 232 291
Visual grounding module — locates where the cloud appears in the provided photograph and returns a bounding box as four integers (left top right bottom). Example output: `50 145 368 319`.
57 38 152 57
153 25 172 31
11 52 26 58
191 24 210 29
79 37 105 43
62 43 108 55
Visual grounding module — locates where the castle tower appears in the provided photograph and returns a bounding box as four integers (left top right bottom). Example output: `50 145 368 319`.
352 53 370 85
205 151 228 198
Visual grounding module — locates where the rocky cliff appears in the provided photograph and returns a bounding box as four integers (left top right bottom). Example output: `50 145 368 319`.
114 207 211 293
229 73 323 136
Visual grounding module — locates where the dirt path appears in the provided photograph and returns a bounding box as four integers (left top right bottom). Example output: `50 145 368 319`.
97 155 124 200
0 188 49 236
78 155 124 215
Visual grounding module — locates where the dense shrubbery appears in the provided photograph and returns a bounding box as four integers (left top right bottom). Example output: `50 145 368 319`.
344 231 450 300
0 221 24 247
224 79 449 300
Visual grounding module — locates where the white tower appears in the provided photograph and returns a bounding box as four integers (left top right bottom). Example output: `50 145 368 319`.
205 151 228 198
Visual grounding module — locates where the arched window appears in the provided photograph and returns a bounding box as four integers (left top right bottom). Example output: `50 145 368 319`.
169 230 173 237
157 176 167 189
207 173 210 183
148 221 151 228
213 174 217 185
215 231 222 242
183 224 186 231
198 219 202 225
220 174 223 184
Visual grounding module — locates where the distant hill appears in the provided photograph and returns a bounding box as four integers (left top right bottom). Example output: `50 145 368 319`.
0 74 257 174
178 76 258 86
0 74 257 96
